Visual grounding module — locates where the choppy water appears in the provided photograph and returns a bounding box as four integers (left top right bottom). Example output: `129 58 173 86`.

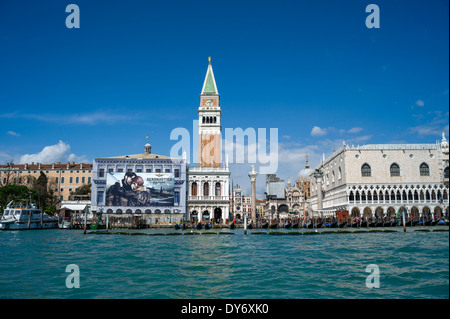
0 227 448 299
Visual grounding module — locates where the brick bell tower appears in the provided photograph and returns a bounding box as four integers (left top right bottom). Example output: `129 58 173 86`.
198 57 221 167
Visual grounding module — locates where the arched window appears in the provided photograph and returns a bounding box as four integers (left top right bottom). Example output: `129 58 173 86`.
214 117 217 123
215 182 221 196
390 163 400 177
203 182 209 196
191 182 197 196
202 117 205 123
444 167 449 179
338 167 342 180
420 163 430 176
361 163 371 177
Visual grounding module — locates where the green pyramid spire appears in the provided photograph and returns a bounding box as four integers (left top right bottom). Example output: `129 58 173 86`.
201 57 218 95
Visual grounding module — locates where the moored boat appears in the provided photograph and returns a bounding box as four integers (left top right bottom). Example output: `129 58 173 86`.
59 220 71 229
0 200 58 230
338 222 347 228
204 222 212 229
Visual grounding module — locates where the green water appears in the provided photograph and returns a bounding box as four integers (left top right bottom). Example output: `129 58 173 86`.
0 228 448 299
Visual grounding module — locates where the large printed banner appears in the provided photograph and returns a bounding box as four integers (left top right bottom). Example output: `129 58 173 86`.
105 172 174 207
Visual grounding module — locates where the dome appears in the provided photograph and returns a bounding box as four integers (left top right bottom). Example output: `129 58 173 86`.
298 167 313 180
442 132 449 149
298 155 312 180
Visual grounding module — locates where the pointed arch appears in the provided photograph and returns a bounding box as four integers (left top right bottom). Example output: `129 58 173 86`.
390 163 401 176
419 163 430 176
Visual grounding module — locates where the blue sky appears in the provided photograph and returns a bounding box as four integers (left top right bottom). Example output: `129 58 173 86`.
0 0 448 196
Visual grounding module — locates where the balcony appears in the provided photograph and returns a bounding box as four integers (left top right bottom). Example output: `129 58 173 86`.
188 195 229 202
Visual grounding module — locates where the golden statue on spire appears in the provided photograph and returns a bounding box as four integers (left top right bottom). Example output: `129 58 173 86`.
208 56 211 64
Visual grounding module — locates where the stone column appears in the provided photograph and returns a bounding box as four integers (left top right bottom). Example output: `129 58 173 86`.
314 169 324 210
248 165 258 222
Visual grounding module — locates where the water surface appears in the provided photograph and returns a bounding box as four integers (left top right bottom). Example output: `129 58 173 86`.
0 228 448 299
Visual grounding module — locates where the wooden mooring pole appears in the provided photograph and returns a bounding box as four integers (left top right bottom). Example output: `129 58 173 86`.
83 211 87 234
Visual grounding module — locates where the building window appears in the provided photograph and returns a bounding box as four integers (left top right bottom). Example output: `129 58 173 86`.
174 169 180 178
420 163 430 176
117 168 123 173
99 168 105 178
61 177 65 184
155 169 161 173
88 177 91 184
146 168 151 173
203 183 209 196
445 167 449 179
69 177 73 184
82 177 85 183
55 177 59 184
165 168 170 173
215 182 221 196
97 191 104 204
174 191 179 204
76 177 79 184
361 163 371 177
390 163 400 177
191 182 197 196
108 168 114 173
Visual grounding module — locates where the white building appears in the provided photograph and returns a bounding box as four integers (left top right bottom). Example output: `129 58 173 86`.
309 133 450 220
187 58 231 223
91 142 187 224
231 186 252 220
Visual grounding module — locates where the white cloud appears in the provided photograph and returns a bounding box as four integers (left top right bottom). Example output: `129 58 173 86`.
347 127 363 134
18 140 87 164
416 100 425 107
7 131 20 136
311 126 327 137
0 111 136 125
409 125 442 136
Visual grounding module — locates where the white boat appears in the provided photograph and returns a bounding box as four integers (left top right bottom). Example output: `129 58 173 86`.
58 220 71 229
0 200 58 230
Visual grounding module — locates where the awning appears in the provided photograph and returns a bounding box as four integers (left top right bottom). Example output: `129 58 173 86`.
60 204 87 211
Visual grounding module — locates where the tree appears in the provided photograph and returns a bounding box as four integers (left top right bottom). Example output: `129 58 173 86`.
34 171 48 209
0 185 38 214
70 183 91 196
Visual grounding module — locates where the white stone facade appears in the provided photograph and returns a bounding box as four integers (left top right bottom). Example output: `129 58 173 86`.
309 136 450 219
187 166 230 222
